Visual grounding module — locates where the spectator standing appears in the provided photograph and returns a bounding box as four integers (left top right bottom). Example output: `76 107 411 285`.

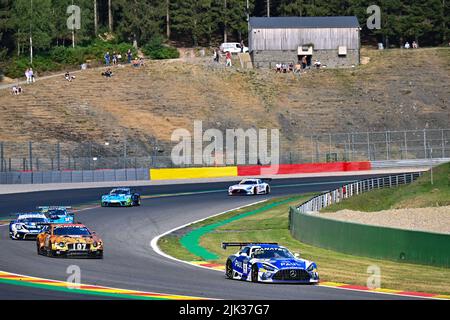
240 40 245 53
104 52 111 65
29 68 35 83
25 68 30 84
404 42 410 49
412 41 418 49
127 49 133 64
301 56 307 69
215 49 220 63
225 51 232 67
112 52 117 65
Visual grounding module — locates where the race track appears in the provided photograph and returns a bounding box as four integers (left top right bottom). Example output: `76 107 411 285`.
0 175 416 300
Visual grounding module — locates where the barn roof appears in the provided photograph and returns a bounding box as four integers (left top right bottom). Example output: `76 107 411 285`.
249 16 360 29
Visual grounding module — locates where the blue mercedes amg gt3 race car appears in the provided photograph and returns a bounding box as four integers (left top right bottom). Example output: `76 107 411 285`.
101 188 141 207
223 242 319 283
9 213 49 240
38 206 74 224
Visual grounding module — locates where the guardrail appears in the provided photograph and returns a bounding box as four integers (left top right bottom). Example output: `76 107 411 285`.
297 172 423 213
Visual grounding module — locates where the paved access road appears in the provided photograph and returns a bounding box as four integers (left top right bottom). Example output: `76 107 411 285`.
0 175 415 299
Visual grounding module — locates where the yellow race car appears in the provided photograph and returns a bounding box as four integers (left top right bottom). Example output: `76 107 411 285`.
36 223 103 259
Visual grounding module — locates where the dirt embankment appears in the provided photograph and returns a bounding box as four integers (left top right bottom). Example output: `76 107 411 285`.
0 47 448 151
319 206 450 234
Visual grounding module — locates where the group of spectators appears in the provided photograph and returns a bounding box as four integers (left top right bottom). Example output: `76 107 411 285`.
104 49 134 66
275 58 322 74
25 68 35 84
404 41 418 49
213 49 233 67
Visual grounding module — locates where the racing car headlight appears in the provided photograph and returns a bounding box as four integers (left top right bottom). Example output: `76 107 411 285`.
93 242 98 247
261 263 276 272
58 242 65 247
307 264 317 272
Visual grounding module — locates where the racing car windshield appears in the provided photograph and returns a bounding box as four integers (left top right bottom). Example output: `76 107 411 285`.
239 181 256 185
48 210 66 216
19 218 47 223
110 189 130 195
252 248 294 259
53 227 91 236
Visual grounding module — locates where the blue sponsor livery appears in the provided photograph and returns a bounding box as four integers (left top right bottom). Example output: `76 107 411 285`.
38 206 74 224
101 188 141 207
9 213 49 240
223 242 319 283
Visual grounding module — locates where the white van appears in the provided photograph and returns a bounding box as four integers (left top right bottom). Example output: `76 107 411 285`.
220 42 249 54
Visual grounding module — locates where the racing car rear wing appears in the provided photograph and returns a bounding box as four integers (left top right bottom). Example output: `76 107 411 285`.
222 242 278 249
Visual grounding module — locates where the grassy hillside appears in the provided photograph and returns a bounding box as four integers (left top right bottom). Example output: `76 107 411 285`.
0 47 448 155
322 162 450 212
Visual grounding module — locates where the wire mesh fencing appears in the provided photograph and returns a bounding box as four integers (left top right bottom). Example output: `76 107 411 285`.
0 129 448 172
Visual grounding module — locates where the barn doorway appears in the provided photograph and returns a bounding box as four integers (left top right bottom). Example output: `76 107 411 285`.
298 55 312 69
298 45 313 69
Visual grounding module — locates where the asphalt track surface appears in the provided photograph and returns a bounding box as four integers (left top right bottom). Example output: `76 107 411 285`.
0 175 416 300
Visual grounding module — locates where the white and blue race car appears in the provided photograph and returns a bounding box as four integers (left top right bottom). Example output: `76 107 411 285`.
223 242 319 283
101 188 141 207
38 206 74 224
9 213 49 240
228 179 271 196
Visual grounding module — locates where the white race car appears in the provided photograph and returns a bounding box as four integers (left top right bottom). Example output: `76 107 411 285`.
228 179 271 196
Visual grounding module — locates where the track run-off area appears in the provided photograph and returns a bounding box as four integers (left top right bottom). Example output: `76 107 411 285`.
0 175 431 300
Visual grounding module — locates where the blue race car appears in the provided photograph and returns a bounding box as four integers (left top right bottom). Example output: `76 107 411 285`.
223 242 319 283
101 188 141 207
38 206 74 224
9 213 49 240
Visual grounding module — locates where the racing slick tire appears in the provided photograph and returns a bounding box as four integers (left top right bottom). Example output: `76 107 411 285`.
36 243 42 255
253 187 258 196
226 260 233 279
46 248 57 257
265 186 270 194
251 265 259 283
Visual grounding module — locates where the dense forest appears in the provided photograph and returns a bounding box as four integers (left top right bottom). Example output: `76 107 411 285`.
0 0 449 61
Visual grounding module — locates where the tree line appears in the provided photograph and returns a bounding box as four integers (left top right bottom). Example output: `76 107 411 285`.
0 0 449 60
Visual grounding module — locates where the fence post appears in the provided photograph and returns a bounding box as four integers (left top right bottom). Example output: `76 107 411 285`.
404 131 408 159
423 129 427 159
0 142 3 172
29 141 33 171
385 131 390 160
57 142 61 171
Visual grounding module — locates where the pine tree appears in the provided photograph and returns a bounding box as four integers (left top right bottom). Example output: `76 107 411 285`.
115 0 163 47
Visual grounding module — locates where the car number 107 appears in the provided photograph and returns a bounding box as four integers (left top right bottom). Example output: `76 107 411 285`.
72 243 87 250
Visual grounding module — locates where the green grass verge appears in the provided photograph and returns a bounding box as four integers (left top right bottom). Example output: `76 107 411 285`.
322 162 450 212
159 193 450 295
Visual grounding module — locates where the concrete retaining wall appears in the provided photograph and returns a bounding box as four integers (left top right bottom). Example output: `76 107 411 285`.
251 49 359 68
0 168 149 184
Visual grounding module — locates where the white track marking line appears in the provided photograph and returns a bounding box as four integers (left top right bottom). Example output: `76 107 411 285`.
150 200 267 272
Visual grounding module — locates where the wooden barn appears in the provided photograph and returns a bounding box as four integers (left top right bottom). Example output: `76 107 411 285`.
248 16 361 68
